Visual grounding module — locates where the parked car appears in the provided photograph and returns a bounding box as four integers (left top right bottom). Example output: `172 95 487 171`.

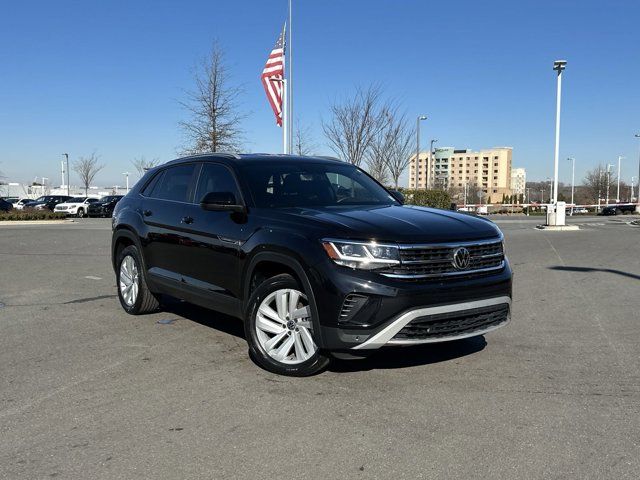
600 204 637 216
54 197 99 217
567 206 588 215
29 195 72 211
0 198 13 212
87 195 124 217
111 154 512 376
14 198 37 210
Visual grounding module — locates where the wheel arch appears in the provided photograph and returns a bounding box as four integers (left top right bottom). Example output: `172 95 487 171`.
243 252 325 348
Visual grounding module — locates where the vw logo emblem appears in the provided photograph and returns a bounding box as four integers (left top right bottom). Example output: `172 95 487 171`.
452 247 471 270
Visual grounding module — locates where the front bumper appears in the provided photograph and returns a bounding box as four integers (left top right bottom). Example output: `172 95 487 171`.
313 259 512 351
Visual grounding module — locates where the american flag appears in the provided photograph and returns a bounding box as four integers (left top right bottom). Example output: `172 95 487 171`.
261 26 286 126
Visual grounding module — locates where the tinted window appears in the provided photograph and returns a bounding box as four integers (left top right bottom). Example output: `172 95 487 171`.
195 163 241 204
141 171 164 197
148 165 196 202
240 162 397 208
153 165 196 202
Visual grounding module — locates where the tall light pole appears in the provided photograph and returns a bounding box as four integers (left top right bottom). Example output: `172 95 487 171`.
122 172 130 193
552 60 567 207
635 134 640 211
616 155 624 203
631 176 635 203
567 157 575 216
416 115 427 188
606 163 614 206
62 153 70 196
428 138 437 189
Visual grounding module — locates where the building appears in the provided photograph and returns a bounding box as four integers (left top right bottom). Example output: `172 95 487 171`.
510 168 527 198
409 146 513 203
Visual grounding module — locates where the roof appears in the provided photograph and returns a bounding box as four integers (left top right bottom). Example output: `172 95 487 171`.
164 153 343 167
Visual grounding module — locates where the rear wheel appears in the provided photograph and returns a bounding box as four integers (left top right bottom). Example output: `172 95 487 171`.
615 208 623 216
116 245 159 314
245 274 329 376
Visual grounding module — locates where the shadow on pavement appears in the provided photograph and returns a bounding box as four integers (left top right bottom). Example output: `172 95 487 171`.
550 265 640 281
160 297 488 373
162 297 246 340
329 335 487 372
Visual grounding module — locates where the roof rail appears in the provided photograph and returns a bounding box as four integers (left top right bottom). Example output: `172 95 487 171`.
315 155 342 162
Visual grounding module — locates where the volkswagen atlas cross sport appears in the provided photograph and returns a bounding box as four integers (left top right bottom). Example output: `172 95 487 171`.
111 154 512 376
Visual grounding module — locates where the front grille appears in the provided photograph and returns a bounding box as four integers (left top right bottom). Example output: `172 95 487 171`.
391 304 509 341
380 239 504 279
56 206 68 210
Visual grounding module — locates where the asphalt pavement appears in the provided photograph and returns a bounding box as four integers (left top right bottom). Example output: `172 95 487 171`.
1 216 639 479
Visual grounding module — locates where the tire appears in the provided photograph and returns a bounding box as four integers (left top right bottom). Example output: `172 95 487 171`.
615 209 623 216
116 245 160 315
77 208 85 218
245 273 329 376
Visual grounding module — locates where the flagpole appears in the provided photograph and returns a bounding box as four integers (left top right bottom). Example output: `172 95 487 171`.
282 79 288 154
287 0 293 153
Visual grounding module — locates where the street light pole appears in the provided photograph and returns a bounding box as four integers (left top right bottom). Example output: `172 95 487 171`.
416 115 427 188
606 163 614 206
616 155 624 203
635 134 640 211
552 60 567 208
122 172 130 193
62 153 69 196
567 157 575 216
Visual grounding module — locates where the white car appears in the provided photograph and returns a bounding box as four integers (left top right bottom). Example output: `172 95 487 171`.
14 198 36 210
54 197 99 217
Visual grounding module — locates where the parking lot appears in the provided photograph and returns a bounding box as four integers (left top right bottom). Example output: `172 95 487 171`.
1 216 639 479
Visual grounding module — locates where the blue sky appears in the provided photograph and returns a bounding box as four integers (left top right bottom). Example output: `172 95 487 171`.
1 0 639 187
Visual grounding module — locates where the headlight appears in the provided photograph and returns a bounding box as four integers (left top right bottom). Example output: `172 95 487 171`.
322 239 400 270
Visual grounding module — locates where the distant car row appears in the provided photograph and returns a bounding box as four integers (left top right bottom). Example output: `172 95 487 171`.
0 195 123 217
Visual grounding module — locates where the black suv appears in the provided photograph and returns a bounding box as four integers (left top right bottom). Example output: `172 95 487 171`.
111 154 512 376
600 204 637 216
88 195 124 217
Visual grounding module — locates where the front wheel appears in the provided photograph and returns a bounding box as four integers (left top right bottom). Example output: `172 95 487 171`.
76 208 85 218
245 274 329 376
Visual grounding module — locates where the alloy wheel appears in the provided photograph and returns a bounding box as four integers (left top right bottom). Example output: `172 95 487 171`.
255 288 317 364
119 255 139 306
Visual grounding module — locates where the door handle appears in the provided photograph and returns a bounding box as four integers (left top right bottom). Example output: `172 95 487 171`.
143 209 152 217
181 216 194 225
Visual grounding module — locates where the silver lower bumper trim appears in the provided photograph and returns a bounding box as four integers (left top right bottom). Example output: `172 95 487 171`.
352 296 511 350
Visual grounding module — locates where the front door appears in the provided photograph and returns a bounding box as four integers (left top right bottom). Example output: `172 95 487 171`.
179 162 249 305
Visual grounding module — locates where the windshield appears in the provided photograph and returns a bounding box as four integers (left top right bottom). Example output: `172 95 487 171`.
241 162 397 208
68 197 87 203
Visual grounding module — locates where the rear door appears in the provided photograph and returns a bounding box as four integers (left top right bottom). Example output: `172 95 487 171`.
140 163 198 284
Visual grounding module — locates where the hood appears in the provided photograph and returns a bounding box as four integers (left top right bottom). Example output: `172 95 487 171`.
262 205 501 243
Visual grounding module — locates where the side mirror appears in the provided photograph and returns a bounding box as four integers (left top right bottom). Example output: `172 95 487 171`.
200 191 245 213
389 190 405 204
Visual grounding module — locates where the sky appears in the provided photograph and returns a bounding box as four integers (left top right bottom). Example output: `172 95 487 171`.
1 0 639 188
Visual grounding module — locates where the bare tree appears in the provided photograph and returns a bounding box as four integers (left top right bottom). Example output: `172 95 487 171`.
381 110 415 189
322 85 384 166
131 156 160 176
293 122 317 156
179 41 245 154
583 165 616 204
73 152 104 195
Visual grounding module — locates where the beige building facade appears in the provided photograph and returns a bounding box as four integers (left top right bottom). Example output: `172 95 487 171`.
409 146 513 203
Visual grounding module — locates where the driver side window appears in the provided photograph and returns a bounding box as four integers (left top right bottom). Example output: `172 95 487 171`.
195 163 241 204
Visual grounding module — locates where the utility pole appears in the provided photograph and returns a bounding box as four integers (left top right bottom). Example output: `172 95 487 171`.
567 157 575 216
416 115 427 188
122 172 130 193
62 153 70 196
616 155 624 203
606 163 614 206
551 60 567 207
635 134 640 211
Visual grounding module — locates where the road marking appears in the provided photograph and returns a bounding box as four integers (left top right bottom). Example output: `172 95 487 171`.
84 275 102 280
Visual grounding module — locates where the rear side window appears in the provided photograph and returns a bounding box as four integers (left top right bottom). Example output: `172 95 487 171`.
194 163 241 204
146 165 196 202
